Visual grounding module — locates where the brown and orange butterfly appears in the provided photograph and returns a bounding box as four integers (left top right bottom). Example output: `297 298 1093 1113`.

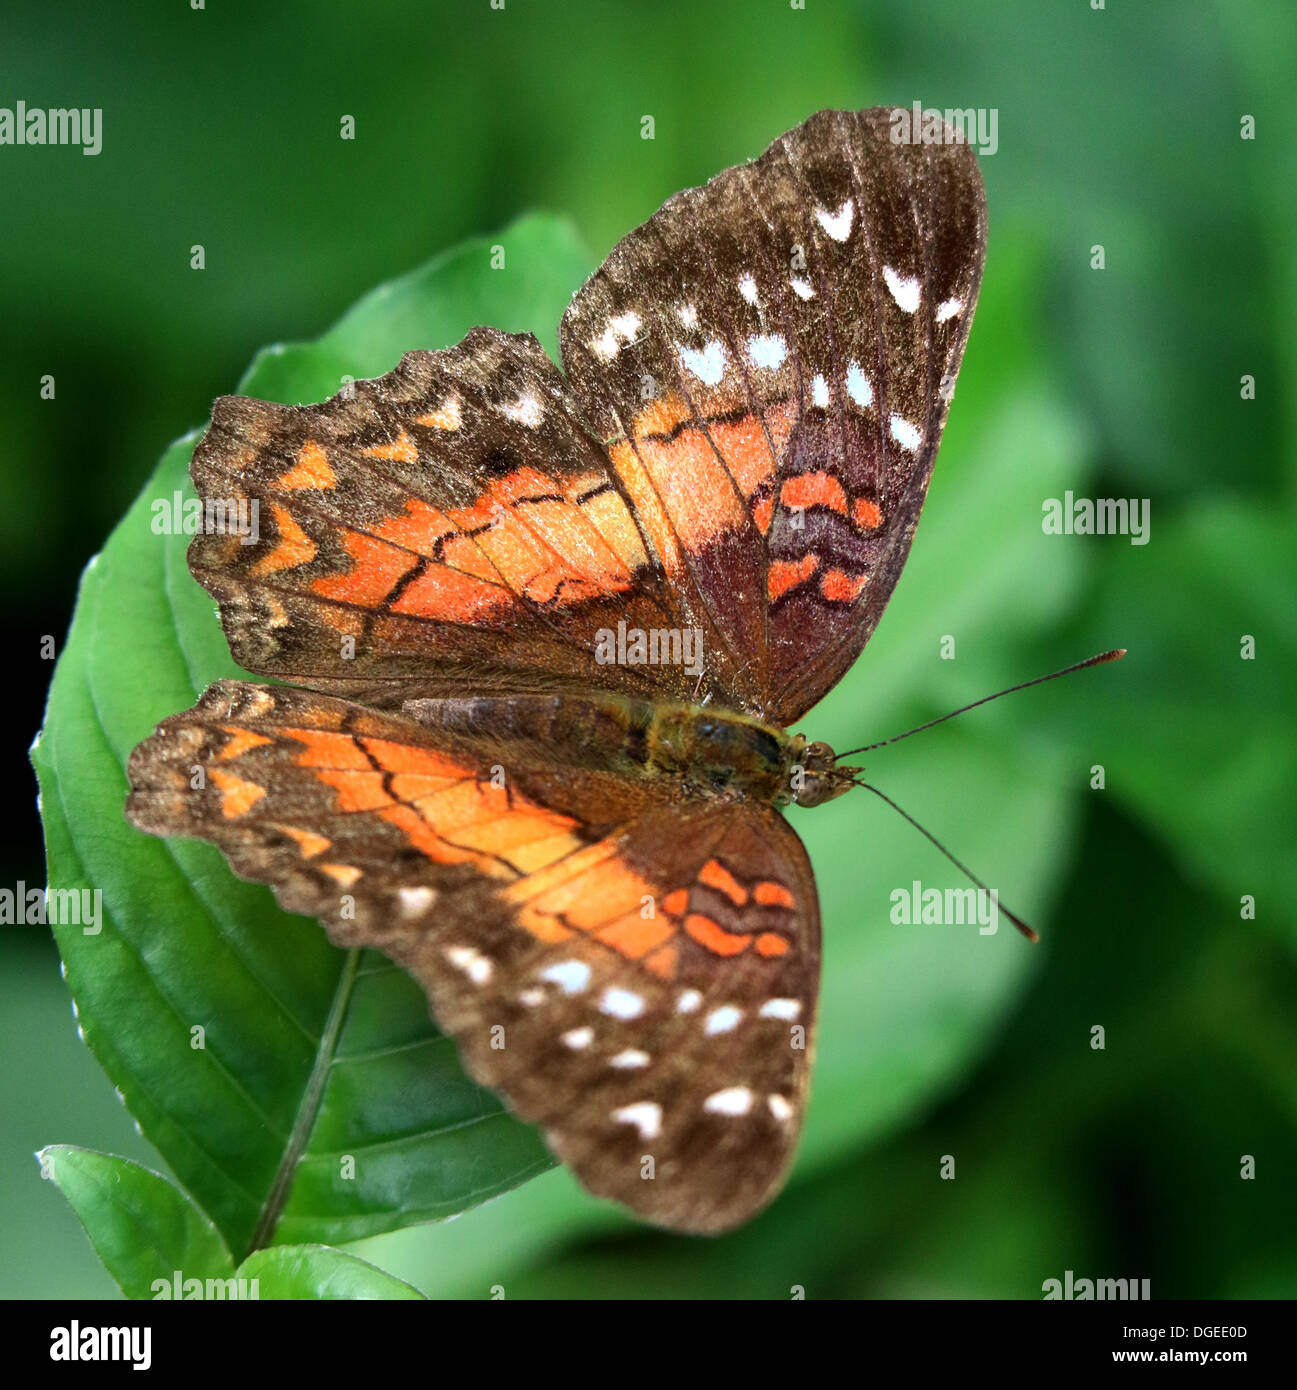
126 108 987 1233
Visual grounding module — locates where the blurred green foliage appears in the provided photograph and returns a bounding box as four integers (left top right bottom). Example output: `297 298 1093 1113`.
6 0 1295 1298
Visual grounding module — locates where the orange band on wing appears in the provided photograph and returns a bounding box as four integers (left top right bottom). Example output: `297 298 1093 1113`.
276 440 336 491
373 498 456 555
218 728 273 760
360 739 468 779
276 824 332 858
312 531 416 607
780 472 847 515
392 564 513 622
289 730 376 770
503 841 654 942
208 767 266 818
634 429 746 550
362 430 419 464
253 504 315 576
661 888 690 915
753 881 795 908
609 440 685 575
710 413 777 499
685 912 751 956
595 912 675 960
699 858 749 906
767 555 818 601
643 942 679 979
819 568 868 603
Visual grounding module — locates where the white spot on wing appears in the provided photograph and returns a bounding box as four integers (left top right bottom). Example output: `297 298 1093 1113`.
936 296 963 323
677 303 698 328
421 396 461 430
518 987 545 1007
397 886 436 915
790 276 815 300
705 1004 743 1035
562 1026 594 1049
589 310 642 362
768 1094 794 1122
541 959 592 994
738 273 759 306
612 1101 662 1139
610 1048 651 1069
703 1086 753 1116
600 986 645 1019
678 339 727 385
845 361 874 408
811 374 830 408
444 945 493 985
758 998 801 1020
502 393 544 429
677 989 703 1013
889 413 922 452
883 266 921 314
747 333 787 371
815 198 854 242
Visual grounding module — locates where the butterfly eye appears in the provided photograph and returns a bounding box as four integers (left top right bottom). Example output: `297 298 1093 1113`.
794 777 829 808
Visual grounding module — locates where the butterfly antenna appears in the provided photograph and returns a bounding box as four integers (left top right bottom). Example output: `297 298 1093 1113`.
853 780 1039 942
834 649 1125 761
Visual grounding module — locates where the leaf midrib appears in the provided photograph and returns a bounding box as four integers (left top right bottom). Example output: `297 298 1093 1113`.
246 947 361 1256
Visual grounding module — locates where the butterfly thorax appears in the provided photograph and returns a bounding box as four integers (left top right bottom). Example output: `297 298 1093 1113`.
645 705 856 807
403 693 857 808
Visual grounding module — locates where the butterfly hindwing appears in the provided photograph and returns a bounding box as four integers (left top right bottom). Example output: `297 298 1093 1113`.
440 800 820 1234
126 680 819 1232
561 106 987 722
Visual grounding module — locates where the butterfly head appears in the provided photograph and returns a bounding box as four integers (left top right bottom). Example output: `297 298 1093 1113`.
788 738 861 808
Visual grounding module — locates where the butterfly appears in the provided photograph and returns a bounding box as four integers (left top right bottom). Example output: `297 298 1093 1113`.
125 107 987 1234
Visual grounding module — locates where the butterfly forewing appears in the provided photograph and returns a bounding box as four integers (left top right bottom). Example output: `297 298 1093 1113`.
561 107 987 724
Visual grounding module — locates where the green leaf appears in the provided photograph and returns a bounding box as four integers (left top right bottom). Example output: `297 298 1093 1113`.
236 1245 424 1300
33 215 591 1258
38 1146 233 1301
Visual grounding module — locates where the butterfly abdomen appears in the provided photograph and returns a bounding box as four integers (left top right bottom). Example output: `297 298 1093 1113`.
403 691 796 802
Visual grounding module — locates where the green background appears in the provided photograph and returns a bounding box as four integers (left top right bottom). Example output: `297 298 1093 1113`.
5 0 1295 1298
